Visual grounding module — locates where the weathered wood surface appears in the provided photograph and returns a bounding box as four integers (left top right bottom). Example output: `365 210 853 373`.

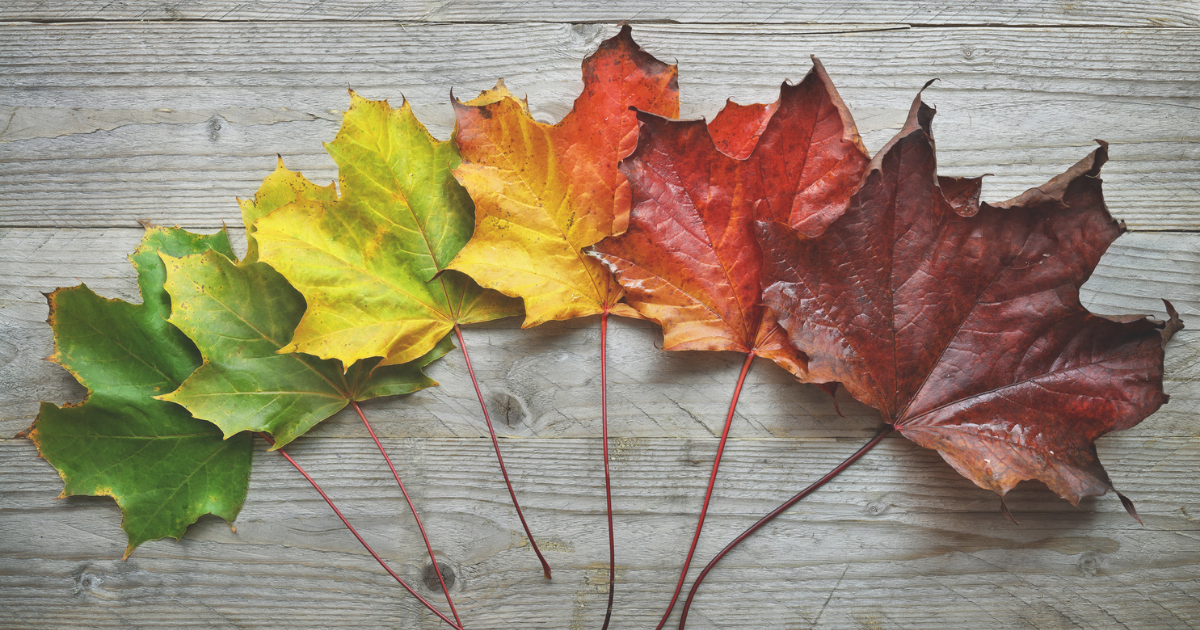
3 0 1199 27
2 229 1196 441
1 23 1199 230
2 231 1197 628
1 8 1198 630
4 435 1200 629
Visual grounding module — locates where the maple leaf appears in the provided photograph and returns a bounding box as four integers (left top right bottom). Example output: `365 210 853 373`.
252 95 556 580
448 24 679 325
155 251 451 449
253 93 521 368
157 160 451 449
447 27 682 608
27 226 253 558
588 59 870 629
591 59 869 373
757 90 1182 514
157 163 467 624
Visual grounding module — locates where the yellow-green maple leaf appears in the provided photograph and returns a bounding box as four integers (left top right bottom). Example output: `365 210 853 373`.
253 92 522 368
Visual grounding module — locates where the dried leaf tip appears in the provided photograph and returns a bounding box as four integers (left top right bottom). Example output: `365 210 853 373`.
1162 299 1184 346
1118 492 1144 526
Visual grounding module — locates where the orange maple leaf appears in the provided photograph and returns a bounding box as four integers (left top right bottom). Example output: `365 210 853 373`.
449 25 679 324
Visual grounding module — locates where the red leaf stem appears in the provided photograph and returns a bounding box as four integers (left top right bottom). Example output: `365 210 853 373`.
600 311 616 630
453 324 552 579
351 401 463 628
259 433 463 630
654 351 755 630
678 425 895 629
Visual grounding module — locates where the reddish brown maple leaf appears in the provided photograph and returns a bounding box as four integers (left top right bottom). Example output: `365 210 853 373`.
757 90 1182 516
590 60 871 629
592 59 870 374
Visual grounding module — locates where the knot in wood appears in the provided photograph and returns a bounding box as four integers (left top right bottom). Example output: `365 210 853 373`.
423 561 456 592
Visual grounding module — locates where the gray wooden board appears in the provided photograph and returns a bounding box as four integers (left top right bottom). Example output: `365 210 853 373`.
1 23 1199 230
0 224 1197 628
2 229 1196 441
2 7 1199 630
2 0 1199 27
2 436 1200 629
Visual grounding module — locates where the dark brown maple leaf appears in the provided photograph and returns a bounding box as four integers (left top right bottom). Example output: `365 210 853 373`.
757 89 1182 518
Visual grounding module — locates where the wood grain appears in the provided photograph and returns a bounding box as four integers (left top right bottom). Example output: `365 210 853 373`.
2 228 1195 441
2 7 1198 629
1 228 1196 627
2 0 1198 27
2 435 1198 629
1 23 1198 229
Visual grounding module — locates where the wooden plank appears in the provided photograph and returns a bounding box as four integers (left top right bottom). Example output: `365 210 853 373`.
1 23 1199 230
3 11 1199 629
2 0 1198 27
2 228 1195 441
2 435 1198 628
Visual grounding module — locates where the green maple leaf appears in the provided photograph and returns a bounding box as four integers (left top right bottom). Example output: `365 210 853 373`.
157 159 453 449
28 226 253 558
252 92 523 368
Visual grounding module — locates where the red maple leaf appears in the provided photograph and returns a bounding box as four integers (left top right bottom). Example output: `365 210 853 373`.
591 59 871 629
592 59 870 372
757 89 1182 518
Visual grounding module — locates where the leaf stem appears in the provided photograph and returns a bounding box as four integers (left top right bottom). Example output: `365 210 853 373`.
259 433 463 630
653 351 756 630
351 401 463 629
677 424 895 629
599 311 615 630
453 324 552 579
